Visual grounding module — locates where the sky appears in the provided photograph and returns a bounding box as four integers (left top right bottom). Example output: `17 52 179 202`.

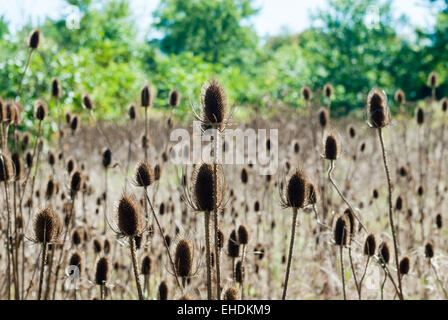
0 0 441 37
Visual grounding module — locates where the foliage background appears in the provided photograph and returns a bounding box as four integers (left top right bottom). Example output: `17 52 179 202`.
0 0 447 124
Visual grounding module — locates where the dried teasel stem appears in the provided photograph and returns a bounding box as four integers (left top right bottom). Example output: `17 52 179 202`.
204 212 213 300
129 236 144 300
212 129 222 299
377 128 403 300
282 207 298 300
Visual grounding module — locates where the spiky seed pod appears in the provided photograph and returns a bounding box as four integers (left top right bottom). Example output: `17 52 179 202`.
235 260 245 284
160 202 166 215
441 98 448 113
51 78 61 98
286 169 308 208
141 84 153 107
367 88 389 128
399 256 410 275
24 151 33 169
45 178 55 200
324 133 339 160
117 195 142 237
343 208 355 237
48 151 56 166
34 208 58 243
102 148 112 168
141 134 149 150
93 239 102 254
129 104 136 120
395 195 403 211
28 29 41 49
169 89 180 108
417 185 424 196
323 83 333 98
154 164 161 181
82 93 94 110
67 158 76 174
425 242 434 259
3 101 17 124
241 167 248 184
238 224 250 245
217 229 224 249
70 115 79 133
301 86 312 101
134 161 154 187
135 235 142 249
373 189 379 199
394 89 406 105
416 107 424 125
201 79 228 127
428 71 439 88
318 107 329 128
360 142 366 153
379 242 390 264
193 163 221 212
399 166 407 177
34 99 48 121
174 238 193 278
11 152 24 181
0 153 13 182
334 214 350 246
348 125 356 139
223 287 239 300
22 132 30 148
103 238 111 254
436 214 442 229
69 252 82 276
307 181 318 205
227 229 240 258
158 281 169 300
95 257 110 285
141 255 152 275
70 170 82 196
72 230 82 246
364 234 376 256
293 141 300 154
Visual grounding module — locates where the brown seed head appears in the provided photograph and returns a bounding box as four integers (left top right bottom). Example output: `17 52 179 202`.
134 161 154 187
33 208 59 243
201 79 228 127
301 86 312 101
237 224 250 245
117 194 143 237
428 71 439 88
394 89 406 105
28 29 41 49
367 88 389 128
399 256 410 275
95 257 110 285
364 233 376 256
193 163 221 212
425 242 434 259
379 242 390 264
286 169 308 208
141 255 152 275
334 214 350 246
158 281 169 300
324 133 339 160
223 287 239 300
169 89 180 107
174 238 193 278
34 99 48 121
51 78 61 98
82 93 94 110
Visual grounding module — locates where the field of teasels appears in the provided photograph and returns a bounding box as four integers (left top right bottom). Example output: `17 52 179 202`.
0 28 447 301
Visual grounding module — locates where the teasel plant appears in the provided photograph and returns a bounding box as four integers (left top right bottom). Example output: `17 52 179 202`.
366 87 403 300
278 168 309 299
102 148 112 234
424 242 448 299
141 254 152 299
237 224 250 299
323 83 334 111
436 98 447 201
333 214 350 300
51 78 63 157
173 237 200 289
51 170 83 300
428 71 439 102
182 162 226 300
323 132 367 232
95 256 110 300
227 229 240 282
124 103 137 192
358 233 376 299
134 160 183 292
16 29 40 99
141 83 154 161
30 208 60 300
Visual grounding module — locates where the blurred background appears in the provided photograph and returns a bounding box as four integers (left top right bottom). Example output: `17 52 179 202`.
0 0 447 123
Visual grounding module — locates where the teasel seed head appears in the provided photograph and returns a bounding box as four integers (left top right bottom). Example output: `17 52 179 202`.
134 161 154 187
367 88 389 128
141 84 153 108
82 93 94 110
241 167 248 184
428 71 439 88
318 107 329 128
344 208 356 238
128 103 136 120
235 260 245 284
11 152 24 181
378 242 390 264
334 214 350 246
158 281 169 300
238 224 250 245
286 169 309 209
395 195 403 211
0 153 13 182
93 238 102 254
293 141 300 154
417 185 424 196
441 98 448 113
34 99 48 121
217 228 224 249
66 157 76 174
193 163 221 212
227 229 240 258
223 287 239 300
348 125 356 139
436 214 442 229
201 79 228 127
45 178 56 200
72 229 82 246
48 151 56 166
425 242 434 259
117 194 143 237
33 208 59 243
394 89 406 105
69 251 83 276
301 86 312 101
324 133 339 160
141 255 152 275
102 148 112 169
28 29 41 49
95 257 110 285
399 256 410 275
103 238 111 254
364 233 376 256
154 164 161 181
169 89 180 108
416 107 424 125
174 238 193 278
70 115 79 133
51 78 61 98
70 170 82 197
323 83 334 98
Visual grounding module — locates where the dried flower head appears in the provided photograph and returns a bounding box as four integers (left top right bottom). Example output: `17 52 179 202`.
134 161 154 187
33 208 59 243
34 99 48 121
366 88 390 128
117 194 143 237
201 79 228 128
28 29 41 49
324 133 339 160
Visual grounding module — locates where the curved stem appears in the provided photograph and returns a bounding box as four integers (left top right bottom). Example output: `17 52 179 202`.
377 128 403 300
282 207 298 300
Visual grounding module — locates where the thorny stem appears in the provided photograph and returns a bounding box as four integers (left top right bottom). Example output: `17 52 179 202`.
212 130 222 299
204 212 212 300
37 242 47 300
129 237 144 300
282 207 298 300
377 128 403 300
340 245 346 300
